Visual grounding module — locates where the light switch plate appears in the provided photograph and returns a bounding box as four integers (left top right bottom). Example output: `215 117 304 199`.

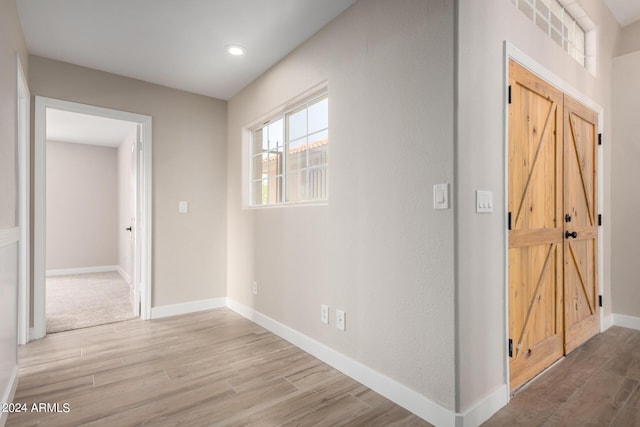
320 305 329 325
336 310 346 331
476 190 493 213
433 183 449 210
179 201 189 213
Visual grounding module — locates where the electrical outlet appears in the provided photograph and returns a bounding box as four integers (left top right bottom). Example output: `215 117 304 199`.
252 281 258 296
320 305 329 324
336 310 346 331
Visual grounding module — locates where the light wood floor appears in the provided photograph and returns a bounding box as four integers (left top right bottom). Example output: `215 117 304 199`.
7 308 431 427
484 325 640 426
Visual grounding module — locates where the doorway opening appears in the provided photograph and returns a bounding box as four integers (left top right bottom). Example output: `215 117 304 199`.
32 97 152 339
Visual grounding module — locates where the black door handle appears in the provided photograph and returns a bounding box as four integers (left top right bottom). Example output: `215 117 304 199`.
565 214 572 223
126 227 132 232
565 231 577 239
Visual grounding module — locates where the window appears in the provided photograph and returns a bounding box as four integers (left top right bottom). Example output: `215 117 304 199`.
511 0 595 68
250 93 328 206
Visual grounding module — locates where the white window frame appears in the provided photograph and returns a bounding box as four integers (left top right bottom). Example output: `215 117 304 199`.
248 90 329 207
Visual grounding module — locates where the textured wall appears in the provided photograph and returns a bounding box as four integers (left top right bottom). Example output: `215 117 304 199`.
457 0 619 413
228 0 456 410
616 20 640 57
46 140 118 270
0 0 28 415
611 51 640 318
29 56 228 307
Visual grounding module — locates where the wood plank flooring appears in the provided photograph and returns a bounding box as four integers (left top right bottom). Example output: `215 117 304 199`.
7 308 431 427
484 326 640 426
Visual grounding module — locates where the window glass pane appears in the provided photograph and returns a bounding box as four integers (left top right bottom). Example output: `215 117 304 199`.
566 18 575 45
550 13 562 32
268 175 282 204
309 143 328 168
261 153 270 178
536 14 549 33
308 97 328 134
308 129 328 146
519 0 534 19
551 28 562 47
268 119 283 149
286 170 307 202
287 108 307 141
269 150 284 176
536 1 549 20
308 166 328 201
575 25 585 55
261 178 269 204
252 128 263 156
550 0 562 17
287 138 308 172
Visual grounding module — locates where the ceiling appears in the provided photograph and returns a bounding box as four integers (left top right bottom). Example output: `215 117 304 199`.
47 109 137 147
604 0 640 27
17 0 356 100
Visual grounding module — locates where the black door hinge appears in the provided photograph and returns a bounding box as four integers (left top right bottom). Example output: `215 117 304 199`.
508 338 513 358
598 214 602 226
599 295 603 307
598 133 602 146
508 85 512 104
508 212 512 230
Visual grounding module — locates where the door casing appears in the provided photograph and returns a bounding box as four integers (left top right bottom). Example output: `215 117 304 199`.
503 42 604 397
32 96 153 340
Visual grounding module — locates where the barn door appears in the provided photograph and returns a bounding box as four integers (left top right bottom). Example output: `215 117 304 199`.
508 60 599 390
563 95 599 354
508 60 565 390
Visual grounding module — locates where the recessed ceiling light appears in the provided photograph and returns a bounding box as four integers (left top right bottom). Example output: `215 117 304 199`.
226 44 246 56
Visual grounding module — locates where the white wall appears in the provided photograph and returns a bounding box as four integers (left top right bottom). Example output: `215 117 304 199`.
456 0 619 414
228 0 455 413
615 20 640 57
0 0 28 421
29 55 228 308
611 50 640 319
46 140 118 270
118 129 136 283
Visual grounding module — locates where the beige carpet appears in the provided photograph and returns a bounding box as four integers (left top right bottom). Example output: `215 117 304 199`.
46 271 136 333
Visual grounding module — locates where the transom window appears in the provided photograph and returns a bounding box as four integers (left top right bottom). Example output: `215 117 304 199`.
511 0 595 68
250 93 328 206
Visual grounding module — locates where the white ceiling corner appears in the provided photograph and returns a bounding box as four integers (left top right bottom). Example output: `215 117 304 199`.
604 0 640 27
16 0 356 100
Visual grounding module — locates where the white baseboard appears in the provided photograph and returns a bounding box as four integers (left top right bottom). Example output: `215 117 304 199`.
613 313 640 330
226 299 457 427
455 385 509 427
116 266 131 284
46 265 118 277
151 298 227 319
0 365 19 427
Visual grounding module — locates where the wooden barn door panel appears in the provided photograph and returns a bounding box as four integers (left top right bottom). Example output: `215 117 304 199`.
508 60 564 390
563 95 599 354
508 60 600 390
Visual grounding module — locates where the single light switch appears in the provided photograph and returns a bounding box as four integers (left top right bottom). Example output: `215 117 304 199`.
476 191 493 213
433 183 449 209
179 201 189 213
